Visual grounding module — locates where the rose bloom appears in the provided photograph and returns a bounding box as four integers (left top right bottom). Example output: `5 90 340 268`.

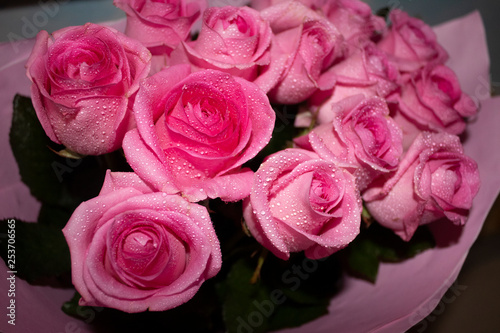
390 64 477 148
305 40 400 123
170 5 272 82
114 0 204 51
257 0 345 104
363 132 480 241
295 95 403 190
377 9 448 72
25 23 151 156
251 0 384 42
300 0 385 43
62 171 221 313
243 148 361 260
123 65 275 202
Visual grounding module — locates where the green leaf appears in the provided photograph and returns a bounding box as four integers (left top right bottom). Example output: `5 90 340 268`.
0 218 71 285
9 95 110 218
63 283 224 332
10 95 75 208
342 223 436 283
217 252 342 333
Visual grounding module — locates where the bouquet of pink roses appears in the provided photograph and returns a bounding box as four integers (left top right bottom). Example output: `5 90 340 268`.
2 0 483 332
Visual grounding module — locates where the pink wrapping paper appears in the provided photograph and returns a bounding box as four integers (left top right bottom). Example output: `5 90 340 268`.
0 11 498 333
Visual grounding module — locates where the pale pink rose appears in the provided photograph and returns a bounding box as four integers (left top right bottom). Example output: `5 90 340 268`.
377 9 448 72
252 0 384 41
296 95 403 190
170 6 272 81
301 0 385 42
258 0 345 104
390 64 477 149
123 65 275 202
25 23 151 155
114 0 205 51
305 40 400 123
243 148 361 260
363 132 480 241
62 171 221 313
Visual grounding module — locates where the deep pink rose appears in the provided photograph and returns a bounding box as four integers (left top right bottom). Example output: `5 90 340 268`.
377 9 448 72
258 1 345 104
170 6 272 81
114 0 204 51
25 23 151 155
123 65 275 202
296 95 403 190
363 132 480 241
243 148 361 260
390 64 477 148
62 171 221 312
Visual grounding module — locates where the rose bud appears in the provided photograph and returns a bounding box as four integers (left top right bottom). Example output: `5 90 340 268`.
243 148 361 260
123 65 275 202
377 9 448 72
363 132 480 241
25 23 151 155
62 171 221 313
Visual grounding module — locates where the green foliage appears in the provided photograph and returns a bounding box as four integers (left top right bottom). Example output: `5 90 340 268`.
342 222 436 283
0 219 71 284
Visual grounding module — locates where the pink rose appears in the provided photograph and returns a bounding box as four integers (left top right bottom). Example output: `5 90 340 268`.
363 132 480 241
114 0 204 51
259 1 345 104
62 171 221 312
305 40 400 121
170 6 272 81
123 65 275 202
296 95 403 190
252 0 384 41
302 0 385 42
377 9 448 72
25 23 151 155
390 64 477 148
243 148 361 260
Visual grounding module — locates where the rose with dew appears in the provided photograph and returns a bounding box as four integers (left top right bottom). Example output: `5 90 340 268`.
170 5 273 82
123 65 275 202
25 23 151 156
243 148 361 260
389 64 477 149
377 9 448 73
299 0 385 43
295 95 403 190
251 0 384 43
62 171 221 313
363 132 480 241
257 0 345 104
